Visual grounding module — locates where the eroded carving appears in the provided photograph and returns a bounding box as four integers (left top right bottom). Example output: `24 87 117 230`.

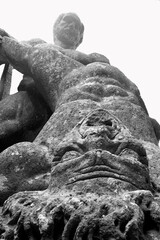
52 109 150 192
0 12 160 240
1 189 158 239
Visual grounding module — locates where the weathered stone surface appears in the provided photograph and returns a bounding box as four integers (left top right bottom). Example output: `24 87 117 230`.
0 142 51 205
0 85 51 152
0 53 159 238
0 189 158 239
35 63 156 145
0 63 12 100
53 12 84 50
0 12 160 240
49 109 151 192
143 141 160 189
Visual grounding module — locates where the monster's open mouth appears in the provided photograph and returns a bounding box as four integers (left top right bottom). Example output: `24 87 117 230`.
67 168 139 188
65 148 149 188
52 142 150 190
55 137 148 166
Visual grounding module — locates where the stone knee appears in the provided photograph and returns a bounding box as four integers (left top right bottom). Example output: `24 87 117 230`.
0 142 51 205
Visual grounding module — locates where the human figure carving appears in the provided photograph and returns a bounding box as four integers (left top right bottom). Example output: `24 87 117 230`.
0 13 160 239
0 12 110 153
0 12 110 200
0 33 51 152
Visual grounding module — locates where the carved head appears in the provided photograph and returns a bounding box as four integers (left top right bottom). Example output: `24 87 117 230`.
51 109 152 192
53 12 84 49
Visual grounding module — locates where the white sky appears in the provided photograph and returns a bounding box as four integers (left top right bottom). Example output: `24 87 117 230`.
1 0 160 124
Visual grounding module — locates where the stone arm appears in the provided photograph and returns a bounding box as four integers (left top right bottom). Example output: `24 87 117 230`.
0 35 34 75
0 30 47 71
56 47 110 65
0 35 109 75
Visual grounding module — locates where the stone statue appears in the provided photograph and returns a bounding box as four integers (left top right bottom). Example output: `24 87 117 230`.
0 12 160 240
0 13 110 153
53 12 84 50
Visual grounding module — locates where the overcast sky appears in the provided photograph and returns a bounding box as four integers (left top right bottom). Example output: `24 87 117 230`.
0 0 160 124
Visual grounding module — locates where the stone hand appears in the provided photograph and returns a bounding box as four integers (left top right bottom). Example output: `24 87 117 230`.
88 52 110 64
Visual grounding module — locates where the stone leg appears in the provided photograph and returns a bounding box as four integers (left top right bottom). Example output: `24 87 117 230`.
0 142 52 205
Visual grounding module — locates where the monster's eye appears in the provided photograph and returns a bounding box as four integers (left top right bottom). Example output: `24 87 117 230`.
87 118 113 127
61 151 81 162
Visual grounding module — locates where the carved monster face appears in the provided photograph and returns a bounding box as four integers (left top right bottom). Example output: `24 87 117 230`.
53 12 84 49
51 109 151 192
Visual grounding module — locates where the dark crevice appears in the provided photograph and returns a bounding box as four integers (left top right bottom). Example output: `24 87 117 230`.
143 211 159 233
52 211 65 240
